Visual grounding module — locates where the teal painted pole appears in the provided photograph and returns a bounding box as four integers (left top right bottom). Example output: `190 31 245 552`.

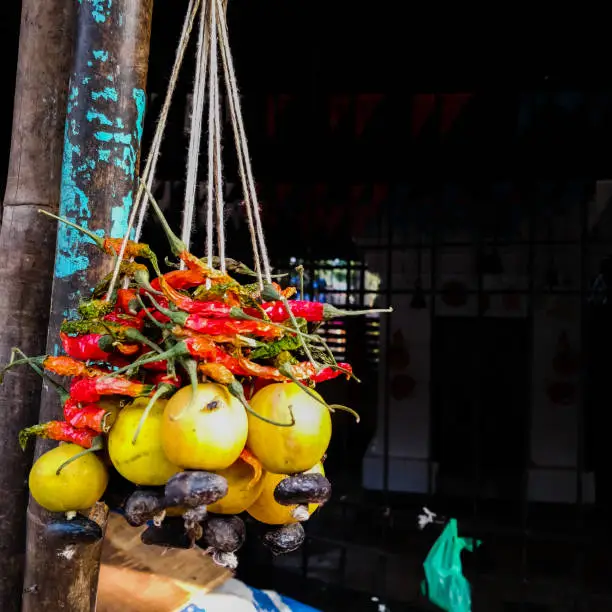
22 1 153 610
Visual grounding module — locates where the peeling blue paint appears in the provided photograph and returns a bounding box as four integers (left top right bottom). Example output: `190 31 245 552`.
93 49 109 62
133 88 146 143
110 191 134 238
56 30 145 283
94 131 131 144
91 86 118 102
88 0 112 24
67 86 79 113
57 94 91 279
62 307 79 320
86 109 113 126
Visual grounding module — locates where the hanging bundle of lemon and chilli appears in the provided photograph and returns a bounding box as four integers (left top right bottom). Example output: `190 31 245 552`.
1 0 392 567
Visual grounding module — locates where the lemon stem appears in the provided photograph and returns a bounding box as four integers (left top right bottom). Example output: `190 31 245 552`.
169 358 199 421
278 364 333 413
180 356 199 396
56 436 104 475
227 380 295 427
132 385 170 444
329 404 361 423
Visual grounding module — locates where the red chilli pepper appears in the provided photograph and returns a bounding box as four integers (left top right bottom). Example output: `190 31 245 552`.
60 332 111 361
136 307 171 324
19 420 98 450
150 269 207 292
7 355 108 379
103 237 156 263
116 288 140 315
103 312 145 332
311 362 353 383
146 293 281 339
70 376 153 403
158 276 231 318
63 398 114 433
244 301 386 324
199 355 347 387
142 359 170 372
46 356 110 378
147 372 182 388
107 355 132 369
184 317 282 339
244 377 273 399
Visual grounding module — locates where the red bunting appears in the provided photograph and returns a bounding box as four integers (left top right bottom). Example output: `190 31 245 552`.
355 94 384 137
329 94 352 130
440 93 472 134
411 94 436 137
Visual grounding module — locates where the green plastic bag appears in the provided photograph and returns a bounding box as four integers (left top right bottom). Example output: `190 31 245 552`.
421 518 480 612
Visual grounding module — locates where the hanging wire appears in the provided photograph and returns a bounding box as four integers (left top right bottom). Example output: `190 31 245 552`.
107 0 273 298
105 0 202 300
181 1 209 267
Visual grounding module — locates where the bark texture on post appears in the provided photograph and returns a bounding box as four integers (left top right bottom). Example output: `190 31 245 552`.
0 1 74 610
22 2 153 611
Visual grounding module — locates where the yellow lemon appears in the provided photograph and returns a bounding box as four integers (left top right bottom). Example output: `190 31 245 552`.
108 397 181 486
29 444 108 512
208 452 265 515
161 383 248 471
247 463 324 526
247 383 331 474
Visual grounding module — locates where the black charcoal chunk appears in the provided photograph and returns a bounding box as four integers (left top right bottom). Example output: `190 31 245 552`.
273 473 332 506
164 471 228 508
262 523 305 555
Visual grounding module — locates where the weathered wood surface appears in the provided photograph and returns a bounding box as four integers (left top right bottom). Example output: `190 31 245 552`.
21 1 153 611
0 0 75 609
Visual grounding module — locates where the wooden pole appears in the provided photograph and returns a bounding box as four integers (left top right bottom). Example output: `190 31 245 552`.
22 2 153 611
0 1 74 609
